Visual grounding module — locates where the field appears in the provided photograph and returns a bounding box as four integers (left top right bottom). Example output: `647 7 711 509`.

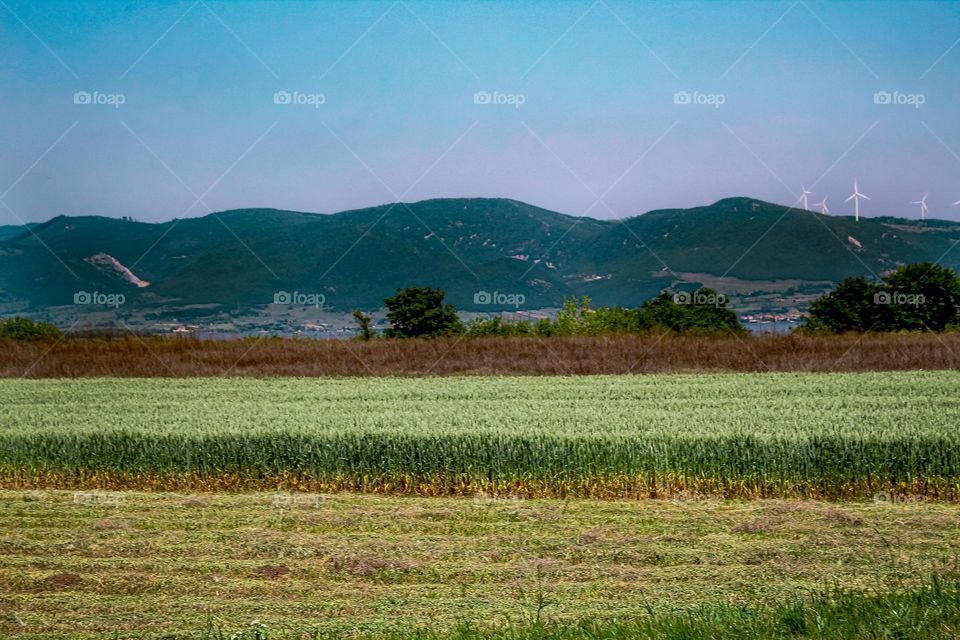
5 366 960 637
2 372 959 499
2 332 960 377
3 491 959 639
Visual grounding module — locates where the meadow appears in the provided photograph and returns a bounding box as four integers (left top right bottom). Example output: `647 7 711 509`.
3 491 958 639
2 372 959 499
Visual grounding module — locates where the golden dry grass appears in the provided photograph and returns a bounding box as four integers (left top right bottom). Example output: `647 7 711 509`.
2 332 959 377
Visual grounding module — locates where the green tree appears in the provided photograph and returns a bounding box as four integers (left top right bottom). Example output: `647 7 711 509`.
551 296 593 336
880 262 960 331
352 310 374 341
804 263 960 333
804 277 878 333
384 287 462 338
638 289 745 335
0 316 62 340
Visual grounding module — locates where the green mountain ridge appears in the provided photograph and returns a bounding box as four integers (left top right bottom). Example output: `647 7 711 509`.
2 197 959 313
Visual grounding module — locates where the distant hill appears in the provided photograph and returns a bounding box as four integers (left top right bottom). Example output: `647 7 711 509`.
0 223 37 241
3 197 960 313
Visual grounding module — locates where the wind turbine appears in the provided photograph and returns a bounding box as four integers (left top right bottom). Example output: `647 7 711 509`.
796 185 813 210
814 195 829 214
911 193 929 220
954 199 960 207
845 179 869 222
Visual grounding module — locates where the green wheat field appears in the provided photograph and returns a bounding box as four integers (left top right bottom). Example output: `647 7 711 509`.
1 372 958 498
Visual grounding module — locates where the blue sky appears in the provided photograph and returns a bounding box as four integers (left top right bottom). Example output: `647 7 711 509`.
2 0 959 223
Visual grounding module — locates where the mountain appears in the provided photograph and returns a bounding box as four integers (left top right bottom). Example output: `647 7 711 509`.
0 223 37 241
3 197 960 315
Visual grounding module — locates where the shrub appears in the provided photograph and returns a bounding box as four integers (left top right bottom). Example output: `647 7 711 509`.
464 316 533 337
0 316 62 341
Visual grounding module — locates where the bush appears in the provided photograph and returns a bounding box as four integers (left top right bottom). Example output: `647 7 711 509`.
463 292 744 338
464 316 533 337
0 316 62 340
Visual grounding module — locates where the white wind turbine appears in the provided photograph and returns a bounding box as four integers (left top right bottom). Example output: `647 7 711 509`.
845 179 869 222
954 199 960 207
796 185 813 210
911 193 929 220
814 195 830 214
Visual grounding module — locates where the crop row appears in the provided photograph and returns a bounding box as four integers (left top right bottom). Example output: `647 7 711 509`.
1 373 958 498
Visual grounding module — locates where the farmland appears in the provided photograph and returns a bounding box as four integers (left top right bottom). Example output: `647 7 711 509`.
2 372 959 499
2 491 959 639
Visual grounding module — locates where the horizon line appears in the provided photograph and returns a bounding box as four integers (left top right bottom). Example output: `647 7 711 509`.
4 195 952 228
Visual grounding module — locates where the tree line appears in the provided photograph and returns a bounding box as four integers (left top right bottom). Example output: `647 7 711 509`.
1 262 958 340
360 286 745 339
364 262 960 339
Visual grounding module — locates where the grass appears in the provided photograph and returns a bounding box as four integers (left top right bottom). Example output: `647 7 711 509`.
2 332 960 378
365 579 960 639
1 373 959 498
2 491 959 638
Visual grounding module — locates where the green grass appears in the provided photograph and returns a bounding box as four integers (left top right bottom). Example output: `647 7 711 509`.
2 372 960 498
2 491 959 638
369 578 960 639
214 578 960 639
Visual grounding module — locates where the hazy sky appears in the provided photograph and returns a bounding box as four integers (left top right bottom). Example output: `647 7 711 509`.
2 0 959 223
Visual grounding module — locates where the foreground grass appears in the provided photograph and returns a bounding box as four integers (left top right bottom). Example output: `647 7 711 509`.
2 373 959 498
208 579 960 639
2 491 959 638
379 579 960 639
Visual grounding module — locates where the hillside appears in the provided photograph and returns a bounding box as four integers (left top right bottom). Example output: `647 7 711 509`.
2 197 959 314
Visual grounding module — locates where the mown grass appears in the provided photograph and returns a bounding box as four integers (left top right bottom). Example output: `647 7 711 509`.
204 577 960 639
2 373 959 498
3 491 959 638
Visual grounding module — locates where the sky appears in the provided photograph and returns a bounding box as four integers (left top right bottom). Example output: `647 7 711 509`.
2 0 959 224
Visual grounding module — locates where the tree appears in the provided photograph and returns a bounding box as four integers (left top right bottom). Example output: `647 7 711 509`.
352 310 374 341
804 277 878 333
0 316 62 340
637 288 745 335
383 287 462 338
551 296 592 336
880 262 960 331
804 263 960 333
